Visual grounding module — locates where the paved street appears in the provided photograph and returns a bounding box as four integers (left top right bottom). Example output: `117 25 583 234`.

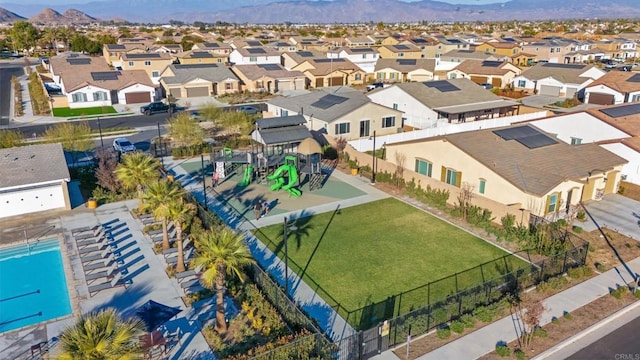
567 312 640 360
0 64 24 126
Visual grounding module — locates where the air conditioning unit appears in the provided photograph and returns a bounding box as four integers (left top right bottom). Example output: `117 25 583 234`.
621 174 628 181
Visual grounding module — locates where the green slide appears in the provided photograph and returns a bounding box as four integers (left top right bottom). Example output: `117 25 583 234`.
281 165 301 197
239 165 254 186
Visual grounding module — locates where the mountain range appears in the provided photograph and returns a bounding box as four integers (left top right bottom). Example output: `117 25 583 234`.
1 0 639 24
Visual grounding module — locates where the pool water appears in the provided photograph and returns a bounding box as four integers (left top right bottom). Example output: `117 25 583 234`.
0 239 72 334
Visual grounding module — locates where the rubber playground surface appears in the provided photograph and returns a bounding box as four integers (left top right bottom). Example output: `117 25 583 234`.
177 159 368 221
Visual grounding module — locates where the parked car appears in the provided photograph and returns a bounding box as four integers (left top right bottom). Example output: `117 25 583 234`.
366 82 385 91
480 83 494 90
140 101 176 115
113 138 136 153
236 105 261 115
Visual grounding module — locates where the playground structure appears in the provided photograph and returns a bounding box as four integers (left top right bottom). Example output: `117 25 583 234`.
210 117 326 194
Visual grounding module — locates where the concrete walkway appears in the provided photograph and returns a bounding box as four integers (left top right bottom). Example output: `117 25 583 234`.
166 157 390 342
372 257 640 360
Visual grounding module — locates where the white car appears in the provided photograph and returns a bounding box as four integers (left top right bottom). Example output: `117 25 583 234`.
113 138 136 153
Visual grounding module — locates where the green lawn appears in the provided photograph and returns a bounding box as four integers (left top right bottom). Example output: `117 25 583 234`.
254 198 528 327
53 106 117 117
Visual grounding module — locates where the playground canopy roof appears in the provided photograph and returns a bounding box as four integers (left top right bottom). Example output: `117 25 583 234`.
297 137 322 155
256 126 312 145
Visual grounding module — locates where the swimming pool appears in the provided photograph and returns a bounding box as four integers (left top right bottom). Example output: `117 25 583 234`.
0 239 72 334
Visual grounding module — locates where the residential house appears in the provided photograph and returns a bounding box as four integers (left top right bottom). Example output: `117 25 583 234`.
527 104 640 185
281 50 325 70
292 57 365 88
102 43 146 66
367 78 520 129
511 62 606 98
584 71 640 105
229 47 281 65
439 49 499 63
231 63 305 93
49 53 111 88
177 50 222 65
597 38 638 60
383 124 627 219
265 40 298 53
192 42 233 57
509 52 537 67
447 60 521 88
120 52 174 84
431 36 471 57
378 44 422 59
521 39 575 63
149 44 183 55
266 87 403 140
475 41 522 58
562 48 606 64
0 143 71 219
344 36 375 48
159 63 240 98
62 69 155 107
327 47 379 74
373 58 436 83
288 36 327 51
229 39 265 49
401 37 440 59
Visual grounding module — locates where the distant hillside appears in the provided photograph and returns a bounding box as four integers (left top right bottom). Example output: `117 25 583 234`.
0 7 25 22
28 7 97 25
1 0 640 23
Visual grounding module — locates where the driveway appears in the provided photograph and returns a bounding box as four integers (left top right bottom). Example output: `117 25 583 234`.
581 194 640 239
520 94 598 113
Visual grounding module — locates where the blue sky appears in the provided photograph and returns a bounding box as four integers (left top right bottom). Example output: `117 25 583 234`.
2 0 509 4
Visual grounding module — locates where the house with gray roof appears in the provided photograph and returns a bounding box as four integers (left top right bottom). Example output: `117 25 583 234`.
231 64 305 93
327 47 379 74
373 58 436 83
266 87 403 140
159 63 240 98
0 143 71 219
367 78 520 129
511 62 606 98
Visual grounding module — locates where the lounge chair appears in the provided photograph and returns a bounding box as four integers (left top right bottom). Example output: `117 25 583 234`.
81 249 111 264
180 278 200 289
88 272 127 296
82 254 119 271
84 263 118 282
76 234 108 247
162 237 192 257
166 248 194 265
71 225 100 235
74 228 107 241
78 241 110 255
183 284 204 295
175 269 198 281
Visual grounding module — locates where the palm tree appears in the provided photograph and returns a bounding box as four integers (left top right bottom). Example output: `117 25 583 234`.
168 199 196 272
193 227 255 333
58 308 145 360
141 179 184 250
115 152 161 210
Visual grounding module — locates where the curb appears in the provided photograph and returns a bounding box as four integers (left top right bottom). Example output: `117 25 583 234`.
533 300 640 359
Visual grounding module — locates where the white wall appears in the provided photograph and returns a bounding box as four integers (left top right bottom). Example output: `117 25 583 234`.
529 112 631 144
0 184 67 218
67 85 111 109
367 86 439 129
229 51 281 65
512 75 535 90
600 143 640 185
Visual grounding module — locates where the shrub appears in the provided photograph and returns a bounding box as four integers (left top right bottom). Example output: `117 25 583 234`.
610 286 628 299
450 320 465 334
460 313 476 328
473 306 493 323
436 325 451 339
514 348 526 360
572 225 583 233
551 316 560 324
533 326 548 338
495 341 511 357
635 290 640 299
563 311 573 320
576 209 586 221
567 267 583 279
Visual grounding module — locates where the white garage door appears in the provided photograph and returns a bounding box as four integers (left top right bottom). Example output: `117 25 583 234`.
539 85 561 96
0 184 67 219
565 87 577 98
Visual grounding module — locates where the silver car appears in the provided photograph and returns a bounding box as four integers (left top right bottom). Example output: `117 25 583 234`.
112 138 136 153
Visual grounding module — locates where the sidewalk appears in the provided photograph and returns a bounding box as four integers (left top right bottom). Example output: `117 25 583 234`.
373 257 640 360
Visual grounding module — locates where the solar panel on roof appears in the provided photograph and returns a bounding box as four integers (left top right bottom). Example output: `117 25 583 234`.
424 80 460 92
493 125 557 149
626 74 640 83
541 63 585 69
109 44 126 49
204 42 219 48
310 94 348 109
599 103 640 118
91 71 120 81
127 53 161 59
350 48 371 53
247 41 262 46
412 38 428 43
191 52 213 58
394 44 410 50
67 58 91 65
298 51 313 57
258 64 281 71
482 61 503 67
315 58 345 63
397 59 417 66
246 48 266 54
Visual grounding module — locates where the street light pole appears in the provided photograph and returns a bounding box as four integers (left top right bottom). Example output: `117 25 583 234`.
97 117 104 148
201 154 207 207
283 216 289 294
371 130 376 184
157 122 164 167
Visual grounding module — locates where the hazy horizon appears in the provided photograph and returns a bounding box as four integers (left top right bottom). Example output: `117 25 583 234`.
0 0 510 5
